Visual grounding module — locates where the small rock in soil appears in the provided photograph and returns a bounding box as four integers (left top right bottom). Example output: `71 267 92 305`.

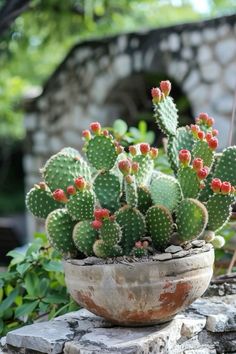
165 245 183 253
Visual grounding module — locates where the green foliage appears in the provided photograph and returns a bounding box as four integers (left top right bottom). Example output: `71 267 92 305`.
0 234 78 336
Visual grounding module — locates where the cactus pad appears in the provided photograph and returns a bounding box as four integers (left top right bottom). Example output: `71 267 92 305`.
59 147 81 158
73 220 97 256
67 189 95 221
206 194 234 232
86 135 117 170
116 206 146 254
94 171 121 212
124 177 138 208
213 146 236 186
46 209 76 257
93 219 122 258
192 140 214 168
178 166 199 198
154 96 178 136
150 175 182 212
167 127 194 173
137 185 153 214
41 153 91 192
93 240 122 258
176 198 208 242
26 187 62 219
133 154 154 185
146 205 173 250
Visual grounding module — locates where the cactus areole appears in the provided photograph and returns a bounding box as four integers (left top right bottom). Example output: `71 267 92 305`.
26 80 236 325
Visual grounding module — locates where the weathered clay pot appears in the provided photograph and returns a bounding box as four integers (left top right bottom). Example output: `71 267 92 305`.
64 248 214 326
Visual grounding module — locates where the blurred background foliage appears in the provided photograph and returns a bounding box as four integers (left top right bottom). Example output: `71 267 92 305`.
0 0 236 140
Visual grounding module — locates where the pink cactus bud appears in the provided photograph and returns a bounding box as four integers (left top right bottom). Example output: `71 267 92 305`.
150 147 158 159
82 130 91 141
160 80 171 96
211 178 222 193
192 158 203 172
118 159 131 175
212 129 219 137
52 189 68 203
94 209 103 220
198 112 209 123
197 131 205 140
135 241 142 248
197 167 209 180
206 117 214 127
221 181 232 195
129 145 137 156
67 185 76 195
151 87 162 103
116 145 124 155
75 176 86 190
102 129 109 136
131 162 139 174
140 143 150 155
90 122 101 135
190 124 200 138
91 220 103 229
179 149 191 166
208 137 218 150
39 182 46 190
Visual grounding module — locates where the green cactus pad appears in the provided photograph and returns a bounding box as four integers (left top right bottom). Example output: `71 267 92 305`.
67 189 95 221
93 240 122 258
206 194 234 232
94 171 121 212
154 96 178 136
86 135 117 170
133 154 154 185
150 175 182 212
26 187 62 219
178 166 199 198
73 220 97 256
46 209 76 257
124 178 138 208
41 153 91 192
192 140 214 168
213 146 236 186
132 247 148 257
167 127 194 173
146 205 173 250
137 185 152 214
59 147 81 158
176 198 208 242
116 206 146 254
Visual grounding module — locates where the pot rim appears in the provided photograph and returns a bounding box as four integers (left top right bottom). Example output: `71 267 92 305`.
64 247 214 269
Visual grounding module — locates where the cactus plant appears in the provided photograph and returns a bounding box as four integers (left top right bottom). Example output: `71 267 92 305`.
26 80 236 260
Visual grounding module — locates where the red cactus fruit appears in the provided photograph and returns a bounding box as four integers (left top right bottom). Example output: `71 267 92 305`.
75 176 86 190
118 159 132 175
150 147 158 159
135 241 142 248
102 129 109 137
197 167 209 180
140 143 150 155
198 112 209 123
179 149 191 166
67 185 76 195
100 209 110 219
131 162 139 174
197 131 205 140
211 178 222 193
205 132 212 142
91 220 103 229
221 181 232 195
52 189 68 203
129 145 137 156
82 130 91 141
90 122 101 135
206 117 214 127
151 87 162 103
192 158 203 172
212 129 219 137
160 80 171 96
208 137 218 150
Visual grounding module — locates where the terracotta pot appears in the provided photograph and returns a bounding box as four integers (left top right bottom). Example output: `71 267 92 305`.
64 249 214 326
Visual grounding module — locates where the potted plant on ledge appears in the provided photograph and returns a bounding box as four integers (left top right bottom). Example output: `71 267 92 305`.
26 80 236 326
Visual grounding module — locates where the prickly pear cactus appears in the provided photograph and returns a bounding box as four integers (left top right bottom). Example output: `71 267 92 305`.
26 80 236 259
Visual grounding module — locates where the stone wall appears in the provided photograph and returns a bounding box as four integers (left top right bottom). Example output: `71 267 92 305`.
23 14 236 237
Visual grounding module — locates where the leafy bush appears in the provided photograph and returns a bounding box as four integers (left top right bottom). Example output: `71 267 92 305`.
0 233 78 336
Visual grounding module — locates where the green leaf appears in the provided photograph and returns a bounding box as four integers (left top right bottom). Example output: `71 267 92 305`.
15 300 39 318
43 260 63 272
0 318 3 334
34 232 47 243
16 263 31 276
113 119 128 136
24 273 40 297
43 294 68 304
39 278 50 298
7 250 25 259
0 288 18 315
138 120 147 134
26 239 43 257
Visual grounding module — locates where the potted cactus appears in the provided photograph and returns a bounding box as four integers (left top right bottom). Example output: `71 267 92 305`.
26 80 236 326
